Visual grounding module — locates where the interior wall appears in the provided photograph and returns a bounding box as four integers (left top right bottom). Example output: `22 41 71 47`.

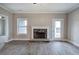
0 7 68 41
12 13 67 40
0 7 12 42
68 8 79 45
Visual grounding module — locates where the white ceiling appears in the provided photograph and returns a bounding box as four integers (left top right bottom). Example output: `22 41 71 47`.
0 3 79 13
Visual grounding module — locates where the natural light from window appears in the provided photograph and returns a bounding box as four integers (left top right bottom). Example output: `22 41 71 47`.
17 18 27 34
55 21 61 38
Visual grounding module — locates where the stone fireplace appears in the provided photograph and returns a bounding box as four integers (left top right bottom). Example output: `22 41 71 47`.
32 26 49 39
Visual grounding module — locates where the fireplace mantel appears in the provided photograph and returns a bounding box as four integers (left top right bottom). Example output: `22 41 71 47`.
32 26 49 40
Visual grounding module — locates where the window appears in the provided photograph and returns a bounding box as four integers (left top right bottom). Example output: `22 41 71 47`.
0 17 5 36
17 18 27 34
0 19 5 36
55 21 61 38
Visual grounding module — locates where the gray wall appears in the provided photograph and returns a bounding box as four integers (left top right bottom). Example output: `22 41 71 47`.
68 8 79 45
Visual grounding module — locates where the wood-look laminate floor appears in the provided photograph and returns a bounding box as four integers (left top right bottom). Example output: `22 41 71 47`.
0 41 79 55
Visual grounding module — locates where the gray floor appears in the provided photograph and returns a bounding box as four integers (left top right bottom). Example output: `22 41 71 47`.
0 41 79 55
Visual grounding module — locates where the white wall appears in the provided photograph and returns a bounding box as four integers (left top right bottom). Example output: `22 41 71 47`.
68 8 79 45
12 13 67 40
0 7 68 41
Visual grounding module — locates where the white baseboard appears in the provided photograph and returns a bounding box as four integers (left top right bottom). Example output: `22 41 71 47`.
10 39 52 41
5 38 69 42
68 41 79 47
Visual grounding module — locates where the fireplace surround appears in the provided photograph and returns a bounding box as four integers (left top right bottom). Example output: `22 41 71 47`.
32 26 49 39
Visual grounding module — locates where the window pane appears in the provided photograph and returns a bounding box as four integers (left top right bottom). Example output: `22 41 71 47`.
18 18 27 26
18 27 27 34
0 19 5 36
55 21 61 28
24 20 27 26
55 21 61 38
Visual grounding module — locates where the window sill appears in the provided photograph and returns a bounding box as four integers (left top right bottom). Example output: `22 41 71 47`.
17 33 27 35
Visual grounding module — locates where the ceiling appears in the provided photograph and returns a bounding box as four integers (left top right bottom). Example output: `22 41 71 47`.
0 3 79 13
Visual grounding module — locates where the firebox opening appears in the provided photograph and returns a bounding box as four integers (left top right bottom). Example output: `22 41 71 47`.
33 29 47 39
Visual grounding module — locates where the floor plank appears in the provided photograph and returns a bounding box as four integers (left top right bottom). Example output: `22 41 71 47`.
0 41 79 55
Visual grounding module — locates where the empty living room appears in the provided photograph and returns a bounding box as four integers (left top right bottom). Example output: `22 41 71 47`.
0 3 79 55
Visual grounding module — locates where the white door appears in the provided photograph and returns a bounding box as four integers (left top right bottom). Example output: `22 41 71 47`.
55 20 61 38
52 19 64 40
